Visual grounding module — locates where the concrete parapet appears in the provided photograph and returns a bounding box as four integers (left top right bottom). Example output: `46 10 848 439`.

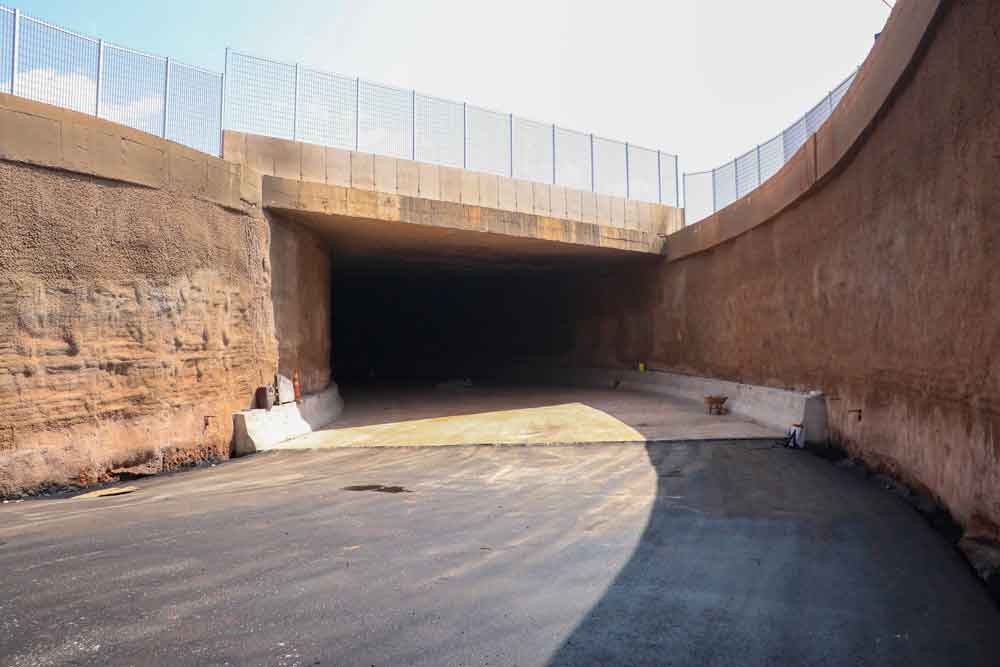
262 176 662 254
0 93 246 211
222 130 677 254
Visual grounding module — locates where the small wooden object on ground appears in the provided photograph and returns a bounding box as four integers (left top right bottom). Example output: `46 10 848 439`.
705 395 728 415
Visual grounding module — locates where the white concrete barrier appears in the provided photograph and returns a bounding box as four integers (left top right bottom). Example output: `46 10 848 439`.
232 384 344 456
502 367 828 444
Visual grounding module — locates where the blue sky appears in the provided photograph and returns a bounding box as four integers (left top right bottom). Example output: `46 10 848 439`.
9 0 890 173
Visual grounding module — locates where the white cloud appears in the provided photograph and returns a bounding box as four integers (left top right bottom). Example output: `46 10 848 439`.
14 67 164 134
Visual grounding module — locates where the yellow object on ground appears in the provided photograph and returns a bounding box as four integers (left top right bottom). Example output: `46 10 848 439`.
74 485 139 499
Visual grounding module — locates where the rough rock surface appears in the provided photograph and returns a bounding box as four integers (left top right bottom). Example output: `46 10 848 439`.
563 0 1000 536
269 214 331 395
0 161 277 496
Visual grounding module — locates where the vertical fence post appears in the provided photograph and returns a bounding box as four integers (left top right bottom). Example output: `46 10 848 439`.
711 168 717 213
551 124 556 184
354 78 360 151
508 113 513 178
9 9 19 95
589 134 595 193
681 173 687 225
95 39 104 117
292 63 299 141
734 155 740 199
411 90 416 160
462 102 467 169
756 145 762 187
220 48 228 158
624 143 630 200
674 156 680 208
682 174 688 220
656 151 662 204
731 160 737 203
162 57 170 139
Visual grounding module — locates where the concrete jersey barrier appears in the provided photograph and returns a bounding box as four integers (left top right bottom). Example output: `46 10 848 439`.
503 366 829 444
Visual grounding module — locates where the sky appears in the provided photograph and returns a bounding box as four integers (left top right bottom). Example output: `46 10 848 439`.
9 0 890 174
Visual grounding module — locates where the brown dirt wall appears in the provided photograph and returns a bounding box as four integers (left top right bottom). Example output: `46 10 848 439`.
565 0 1000 535
268 213 332 395
0 161 278 495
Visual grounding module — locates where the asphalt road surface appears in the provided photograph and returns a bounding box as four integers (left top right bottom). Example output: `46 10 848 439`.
1 442 998 666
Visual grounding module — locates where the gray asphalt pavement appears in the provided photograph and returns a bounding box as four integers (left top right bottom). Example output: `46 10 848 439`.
1 442 997 666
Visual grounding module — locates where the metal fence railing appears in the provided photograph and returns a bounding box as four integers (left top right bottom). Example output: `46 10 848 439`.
1 3 683 207
683 69 858 224
1 6 222 155
223 49 680 206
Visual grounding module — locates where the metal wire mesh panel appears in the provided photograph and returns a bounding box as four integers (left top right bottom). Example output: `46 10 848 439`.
554 127 591 192
225 51 295 140
713 161 737 210
16 16 98 115
759 133 784 182
296 67 356 150
100 45 165 136
626 144 659 203
830 71 856 109
0 8 13 94
684 171 714 224
466 106 510 177
659 154 678 207
685 66 859 225
358 80 412 159
593 136 627 198
512 117 553 184
414 93 463 167
805 95 832 135
167 62 222 155
782 116 808 161
735 147 760 198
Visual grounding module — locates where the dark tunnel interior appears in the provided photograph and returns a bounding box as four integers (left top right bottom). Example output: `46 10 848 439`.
331 267 581 384
321 219 659 387
269 211 660 392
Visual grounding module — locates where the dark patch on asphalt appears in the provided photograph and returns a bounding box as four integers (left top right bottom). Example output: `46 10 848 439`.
342 484 412 494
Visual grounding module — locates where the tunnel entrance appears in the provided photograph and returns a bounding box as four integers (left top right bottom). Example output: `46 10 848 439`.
268 208 661 407
322 214 658 388
266 210 783 448
333 266 584 385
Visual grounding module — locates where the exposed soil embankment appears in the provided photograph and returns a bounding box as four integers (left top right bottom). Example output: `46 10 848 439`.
0 158 277 496
565 0 1000 547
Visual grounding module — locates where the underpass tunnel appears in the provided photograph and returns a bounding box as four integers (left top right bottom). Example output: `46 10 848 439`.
333 268 576 385
268 210 660 400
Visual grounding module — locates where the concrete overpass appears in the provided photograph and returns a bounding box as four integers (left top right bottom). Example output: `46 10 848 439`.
224 129 680 262
217 129 681 410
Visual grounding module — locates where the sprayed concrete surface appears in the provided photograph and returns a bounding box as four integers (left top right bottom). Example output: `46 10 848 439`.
1 443 998 666
0 94 277 496
275 385 782 450
561 0 1000 538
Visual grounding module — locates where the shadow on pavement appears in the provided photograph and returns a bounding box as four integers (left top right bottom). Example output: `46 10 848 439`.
547 441 1000 666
